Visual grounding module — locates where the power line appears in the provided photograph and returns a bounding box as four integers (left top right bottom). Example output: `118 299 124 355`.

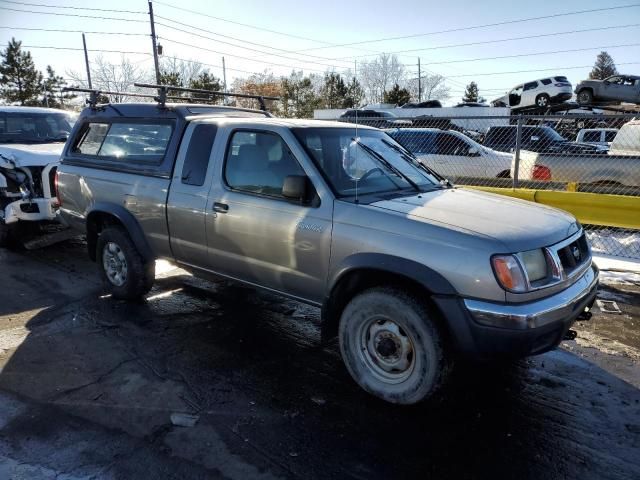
0 0 144 14
296 3 640 53
333 23 640 59
158 37 342 74
0 25 147 36
22 44 151 55
422 42 640 66
0 6 146 22
154 18 351 69
152 0 332 47
441 62 640 78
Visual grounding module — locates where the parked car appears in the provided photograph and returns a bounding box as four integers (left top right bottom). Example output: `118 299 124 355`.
454 102 489 108
0 106 74 246
608 119 640 156
513 120 640 185
575 75 640 105
339 109 412 128
575 128 618 147
507 76 573 110
58 96 598 405
484 125 603 154
386 128 512 179
400 100 442 109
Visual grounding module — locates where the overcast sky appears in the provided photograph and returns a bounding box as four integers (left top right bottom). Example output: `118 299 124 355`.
1 0 639 104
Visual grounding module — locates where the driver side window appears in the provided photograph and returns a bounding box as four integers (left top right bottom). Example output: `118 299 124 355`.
224 130 305 198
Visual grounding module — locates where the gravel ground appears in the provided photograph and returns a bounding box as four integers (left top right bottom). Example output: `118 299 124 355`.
0 238 638 480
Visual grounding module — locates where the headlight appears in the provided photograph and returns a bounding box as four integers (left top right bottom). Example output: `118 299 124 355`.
492 249 548 293
518 249 547 282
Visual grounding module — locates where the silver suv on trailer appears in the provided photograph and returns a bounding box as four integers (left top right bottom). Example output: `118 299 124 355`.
57 92 598 404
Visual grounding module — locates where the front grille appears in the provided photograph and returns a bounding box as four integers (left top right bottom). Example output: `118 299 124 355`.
556 234 589 275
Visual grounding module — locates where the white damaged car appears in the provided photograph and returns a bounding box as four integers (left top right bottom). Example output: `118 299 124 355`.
0 107 73 246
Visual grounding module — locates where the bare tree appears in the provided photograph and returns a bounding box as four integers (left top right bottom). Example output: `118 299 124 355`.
406 73 450 102
357 53 405 104
67 55 151 102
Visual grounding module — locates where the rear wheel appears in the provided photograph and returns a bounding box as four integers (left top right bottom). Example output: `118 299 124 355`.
338 287 450 404
97 226 155 299
577 89 593 105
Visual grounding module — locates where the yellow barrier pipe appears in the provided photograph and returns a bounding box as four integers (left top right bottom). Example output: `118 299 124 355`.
465 186 640 230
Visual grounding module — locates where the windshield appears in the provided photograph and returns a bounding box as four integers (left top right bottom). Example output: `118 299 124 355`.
293 127 442 199
0 111 73 144
536 127 565 142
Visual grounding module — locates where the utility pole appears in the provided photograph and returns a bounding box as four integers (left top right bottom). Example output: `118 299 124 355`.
417 57 422 102
148 1 161 84
82 33 92 89
222 56 228 105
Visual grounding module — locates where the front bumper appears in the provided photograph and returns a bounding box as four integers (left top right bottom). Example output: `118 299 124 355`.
2 197 59 224
433 265 598 357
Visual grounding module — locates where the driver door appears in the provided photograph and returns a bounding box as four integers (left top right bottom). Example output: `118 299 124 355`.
205 128 333 304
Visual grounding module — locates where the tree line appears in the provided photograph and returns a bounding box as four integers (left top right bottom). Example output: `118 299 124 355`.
0 37 621 114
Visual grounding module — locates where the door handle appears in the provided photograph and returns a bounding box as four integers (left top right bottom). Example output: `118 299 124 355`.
213 202 229 213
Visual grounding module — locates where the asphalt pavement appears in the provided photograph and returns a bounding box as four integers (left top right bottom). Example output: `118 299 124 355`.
0 238 639 480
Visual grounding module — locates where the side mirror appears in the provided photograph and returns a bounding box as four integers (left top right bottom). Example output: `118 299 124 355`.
468 147 480 156
282 175 310 202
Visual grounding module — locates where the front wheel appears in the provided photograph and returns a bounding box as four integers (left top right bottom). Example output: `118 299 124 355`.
535 93 550 108
338 287 450 404
97 226 155 299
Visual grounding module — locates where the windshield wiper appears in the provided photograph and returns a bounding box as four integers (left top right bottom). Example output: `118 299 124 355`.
380 138 451 187
354 139 422 192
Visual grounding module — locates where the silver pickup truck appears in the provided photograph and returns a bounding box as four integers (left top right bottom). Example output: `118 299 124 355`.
57 98 598 404
513 119 640 186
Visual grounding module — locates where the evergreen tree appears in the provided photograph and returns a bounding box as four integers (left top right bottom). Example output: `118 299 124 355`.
41 65 71 108
461 81 485 103
383 83 411 105
189 72 222 91
0 38 43 105
589 51 618 80
281 71 321 118
344 77 364 108
159 70 183 87
320 73 348 108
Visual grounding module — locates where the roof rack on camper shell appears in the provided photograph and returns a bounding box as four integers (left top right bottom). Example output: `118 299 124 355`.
63 83 280 112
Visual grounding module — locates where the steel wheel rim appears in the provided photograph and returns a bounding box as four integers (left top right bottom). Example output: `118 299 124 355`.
102 242 128 286
358 316 416 384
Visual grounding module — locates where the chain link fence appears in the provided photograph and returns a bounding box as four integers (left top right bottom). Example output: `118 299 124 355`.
320 110 640 259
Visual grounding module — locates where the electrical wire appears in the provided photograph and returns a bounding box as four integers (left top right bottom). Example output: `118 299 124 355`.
22 44 151 55
422 43 640 66
154 19 351 68
297 3 640 53
0 5 146 22
0 0 144 14
158 37 344 74
332 24 640 59
441 62 640 78
0 25 148 36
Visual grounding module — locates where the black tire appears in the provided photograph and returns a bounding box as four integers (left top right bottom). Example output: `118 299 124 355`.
496 170 511 178
577 89 593 105
96 226 155 299
338 287 450 404
535 93 550 108
0 221 10 248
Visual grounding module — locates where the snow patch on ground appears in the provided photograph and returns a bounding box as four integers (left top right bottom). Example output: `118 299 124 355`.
593 254 640 286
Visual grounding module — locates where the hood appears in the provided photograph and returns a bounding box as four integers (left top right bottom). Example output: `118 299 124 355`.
369 188 580 252
0 143 64 168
